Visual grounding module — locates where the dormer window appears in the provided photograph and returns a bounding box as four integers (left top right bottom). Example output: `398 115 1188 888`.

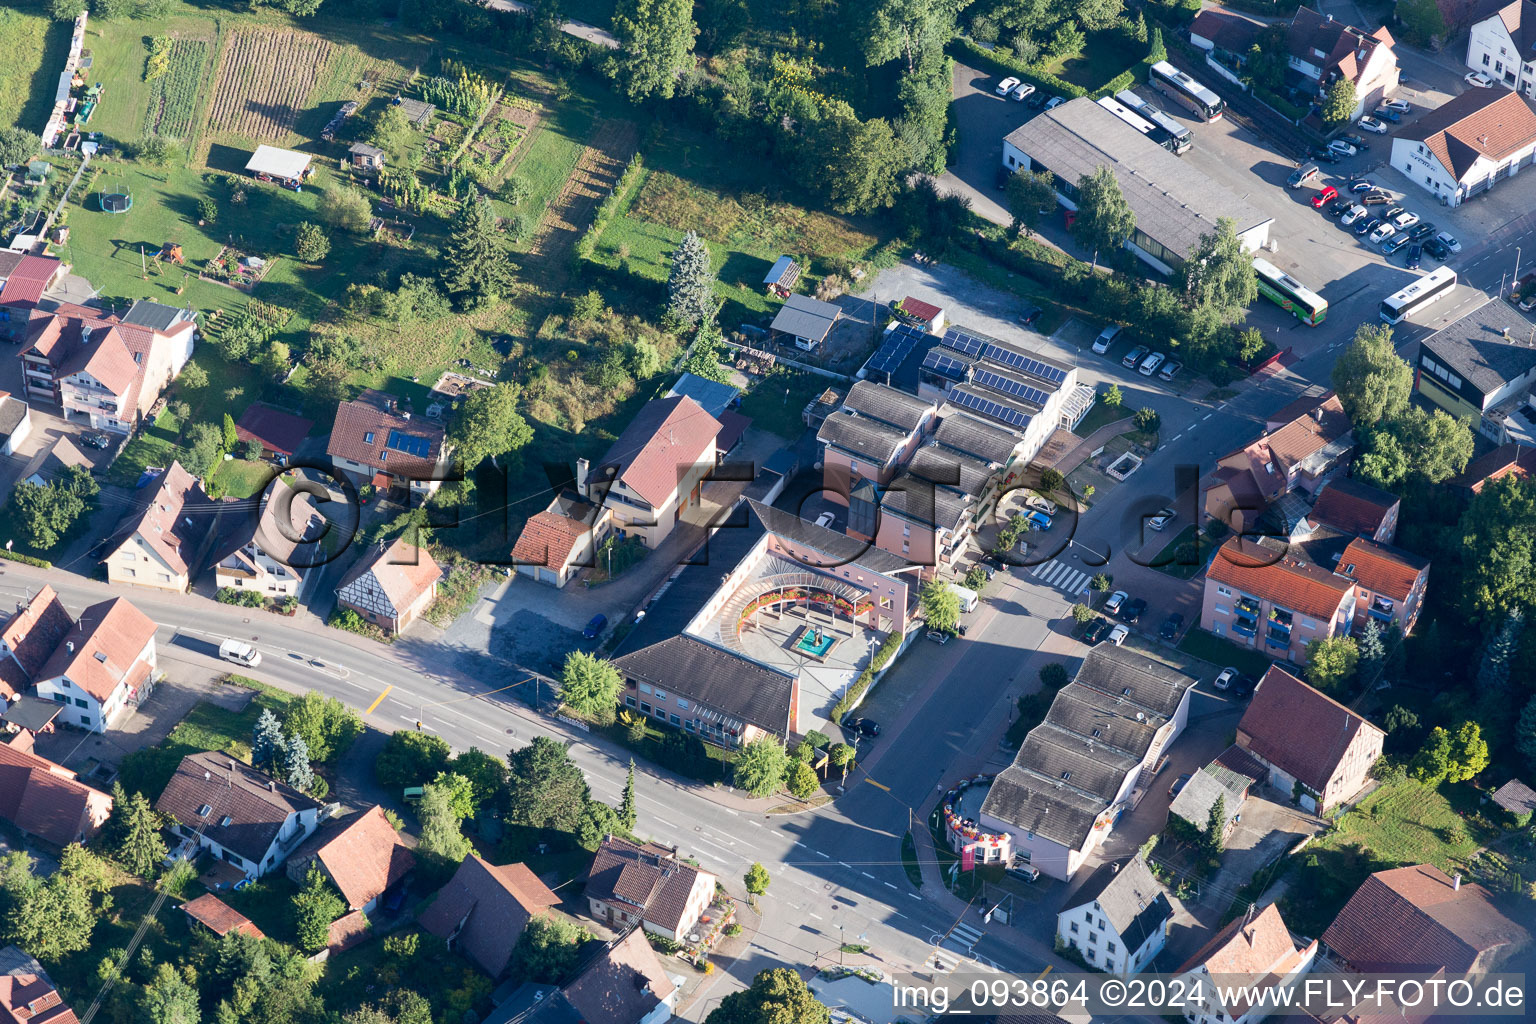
364 431 375 444
220 815 233 827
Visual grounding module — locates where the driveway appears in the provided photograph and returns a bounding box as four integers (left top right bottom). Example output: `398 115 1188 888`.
945 62 1040 225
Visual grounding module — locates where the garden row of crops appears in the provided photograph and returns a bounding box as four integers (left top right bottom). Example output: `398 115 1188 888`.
143 39 209 139
207 29 336 141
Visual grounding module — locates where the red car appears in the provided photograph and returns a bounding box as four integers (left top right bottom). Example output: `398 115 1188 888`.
1309 185 1339 208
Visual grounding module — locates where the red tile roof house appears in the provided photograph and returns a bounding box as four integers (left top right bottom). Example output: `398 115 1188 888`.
1285 7 1400 121
0 741 113 849
510 490 613 588
1321 864 1531 973
334 537 441 635
585 836 718 942
1175 903 1318 1024
0 254 65 309
15 300 195 434
892 295 946 333
419 855 560 979
1202 394 1353 534
235 402 314 460
1334 537 1430 636
1391 86 1536 208
480 928 680 1024
33 597 159 734
0 944 79 1024
103 461 215 594
1307 477 1401 543
0 585 74 701
179 894 265 939
1458 441 1536 492
577 394 721 551
327 389 452 499
211 476 324 599
155 750 322 879
284 805 415 915
1236 666 1385 813
1201 536 1357 665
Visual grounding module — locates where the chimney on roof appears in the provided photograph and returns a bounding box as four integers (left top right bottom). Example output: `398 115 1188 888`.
269 781 276 792
66 640 74 653
576 457 591 497
400 410 410 420
1454 873 1462 890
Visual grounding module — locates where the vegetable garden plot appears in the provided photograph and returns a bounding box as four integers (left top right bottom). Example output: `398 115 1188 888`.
143 38 209 139
206 29 336 141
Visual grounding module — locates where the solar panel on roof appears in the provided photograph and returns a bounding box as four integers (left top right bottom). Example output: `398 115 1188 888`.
981 344 1068 385
948 387 1031 429
941 326 985 357
971 368 1051 408
386 430 433 458
866 323 924 373
921 349 969 379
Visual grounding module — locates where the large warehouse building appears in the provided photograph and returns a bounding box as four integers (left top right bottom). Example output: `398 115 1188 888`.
1002 98 1273 274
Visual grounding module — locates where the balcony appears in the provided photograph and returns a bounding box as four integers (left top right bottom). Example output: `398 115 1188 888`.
1265 633 1290 651
1232 619 1258 639
1269 607 1293 628
1267 626 1292 647
1368 605 1395 623
1236 596 1261 617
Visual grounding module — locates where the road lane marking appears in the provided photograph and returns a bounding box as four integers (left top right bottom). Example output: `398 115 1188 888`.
862 872 876 880
809 913 823 921
839 861 852 868
365 686 393 715
793 841 807 849
817 851 830 858
884 881 898 889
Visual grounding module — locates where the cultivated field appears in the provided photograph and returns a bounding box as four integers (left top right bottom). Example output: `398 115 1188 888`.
205 28 336 141
143 37 210 139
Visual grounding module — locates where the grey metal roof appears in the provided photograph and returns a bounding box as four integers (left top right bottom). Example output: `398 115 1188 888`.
747 499 912 574
0 396 27 439
1068 856 1173 951
613 635 795 735
349 142 385 157
763 255 799 287
878 472 973 531
980 763 1108 849
122 299 190 332
1005 98 1271 261
666 371 740 420
1169 764 1251 830
933 411 1019 464
907 444 995 497
770 293 840 341
1073 647 1199 721
816 408 910 464
844 380 934 432
1419 297 1536 396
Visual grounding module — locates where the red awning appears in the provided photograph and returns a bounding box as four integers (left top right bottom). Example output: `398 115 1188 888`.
371 472 390 489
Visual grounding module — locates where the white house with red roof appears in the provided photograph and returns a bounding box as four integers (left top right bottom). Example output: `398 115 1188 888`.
510 491 612 588
212 476 324 599
33 597 159 733
1176 903 1317 1024
0 742 114 848
1334 537 1430 635
104 461 214 594
1467 0 1536 99
16 300 195 433
284 805 415 913
578 394 721 550
334 536 441 634
328 389 451 498
0 585 74 700
1286 7 1399 120
1392 86 1536 206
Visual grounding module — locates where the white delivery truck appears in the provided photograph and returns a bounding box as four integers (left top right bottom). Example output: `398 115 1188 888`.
219 639 262 667
946 583 979 614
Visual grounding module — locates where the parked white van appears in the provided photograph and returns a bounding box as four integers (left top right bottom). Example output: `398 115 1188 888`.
946 583 980 614
219 639 261 667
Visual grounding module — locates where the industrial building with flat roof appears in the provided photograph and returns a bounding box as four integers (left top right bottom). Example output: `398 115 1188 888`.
1002 98 1274 274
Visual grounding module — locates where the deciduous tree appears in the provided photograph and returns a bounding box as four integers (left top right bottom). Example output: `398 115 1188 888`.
610 0 696 100
812 101 902 214
376 730 452 790
294 221 330 263
506 736 592 833
707 967 830 1024
621 759 637 829
744 862 770 896
1072 166 1135 266
1397 0 1446 47
511 915 592 984
1457 475 1536 621
416 779 473 863
1447 721 1490 782
450 748 508 812
1305 636 1359 695
787 760 819 799
1331 324 1411 427
143 963 200 1024
320 184 372 233
560 651 623 725
282 692 362 765
1005 170 1056 238
733 738 788 797
448 382 532 471
0 127 39 168
291 866 344 954
1322 77 1358 128
1180 218 1258 322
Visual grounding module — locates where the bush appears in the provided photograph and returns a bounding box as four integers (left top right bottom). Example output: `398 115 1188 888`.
215 587 266 608
1133 407 1161 434
197 197 218 223
1070 603 1094 624
829 629 905 722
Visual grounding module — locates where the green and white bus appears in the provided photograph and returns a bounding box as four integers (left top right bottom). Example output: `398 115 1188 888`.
1253 257 1327 326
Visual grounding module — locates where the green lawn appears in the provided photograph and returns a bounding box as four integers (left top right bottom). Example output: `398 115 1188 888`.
1149 523 1214 580
0 1 69 132
209 457 274 498
107 351 264 487
737 369 826 440
1038 30 1144 91
1177 628 1273 678
1072 400 1130 437
116 680 294 798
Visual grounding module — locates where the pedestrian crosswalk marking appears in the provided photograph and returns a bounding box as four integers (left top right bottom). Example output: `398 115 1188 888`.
928 948 961 973
1030 558 1090 596
950 922 984 947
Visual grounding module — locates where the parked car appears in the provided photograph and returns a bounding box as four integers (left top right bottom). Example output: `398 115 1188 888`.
1327 197 1353 217
1371 106 1402 123
1361 192 1391 206
996 77 1021 96
1159 613 1184 640
1406 244 1423 270
1104 590 1128 615
1028 89 1048 108
1437 231 1462 252
1392 211 1420 230
1466 70 1496 88
1019 304 1043 326
1355 215 1379 236
1120 597 1147 623
1083 617 1110 645
1341 133 1370 149
1025 493 1058 516
582 614 607 639
1423 237 1451 260
995 165 1012 190
1409 221 1437 241
1368 222 1397 245
1006 863 1041 883
1138 351 1166 376
1521 291 1536 312
815 511 836 528
1340 204 1368 226
1158 359 1183 381
1044 96 1065 110
1148 507 1175 531
1358 116 1389 134
926 629 950 645
1383 204 1405 220
1023 509 1052 531
1308 147 1340 165
1382 98 1412 114
1093 324 1122 353
1233 675 1257 700
82 432 112 449
1122 344 1150 368
1107 624 1130 647
1309 185 1339 208
1348 178 1377 193
848 717 881 737
1214 667 1238 690
1009 81 1036 102
1287 163 1321 188
1383 232 1412 255
1327 139 1358 157
1169 773 1192 798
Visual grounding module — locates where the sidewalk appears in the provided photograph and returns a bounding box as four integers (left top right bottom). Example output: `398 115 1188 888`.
1047 418 1137 475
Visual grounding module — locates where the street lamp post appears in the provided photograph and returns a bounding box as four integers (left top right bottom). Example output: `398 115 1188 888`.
1516 247 1523 289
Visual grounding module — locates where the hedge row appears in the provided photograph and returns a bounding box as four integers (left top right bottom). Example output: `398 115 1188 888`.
1092 69 1139 101
0 549 50 569
575 153 645 262
829 628 906 723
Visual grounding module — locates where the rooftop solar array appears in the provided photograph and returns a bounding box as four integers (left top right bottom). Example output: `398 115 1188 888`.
387 430 433 458
948 387 1032 430
866 322 926 375
920 348 970 380
981 344 1068 386
940 325 987 357
971 368 1051 408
